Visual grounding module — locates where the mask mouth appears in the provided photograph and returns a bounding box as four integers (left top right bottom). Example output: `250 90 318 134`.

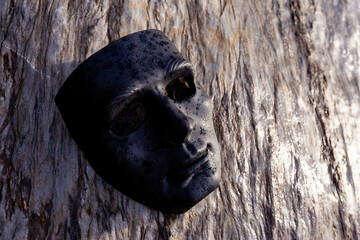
167 147 210 183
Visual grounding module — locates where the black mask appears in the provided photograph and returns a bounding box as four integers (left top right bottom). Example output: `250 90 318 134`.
55 29 221 213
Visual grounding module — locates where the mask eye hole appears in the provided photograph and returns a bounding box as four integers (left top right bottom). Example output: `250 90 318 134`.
165 76 195 101
110 101 145 136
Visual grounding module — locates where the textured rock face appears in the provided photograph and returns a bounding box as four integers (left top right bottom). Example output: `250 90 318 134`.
0 0 359 239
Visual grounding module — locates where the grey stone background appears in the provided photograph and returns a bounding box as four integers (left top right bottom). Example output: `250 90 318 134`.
0 0 359 239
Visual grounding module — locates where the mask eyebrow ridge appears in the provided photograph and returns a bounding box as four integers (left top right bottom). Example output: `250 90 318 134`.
107 87 141 120
165 58 192 75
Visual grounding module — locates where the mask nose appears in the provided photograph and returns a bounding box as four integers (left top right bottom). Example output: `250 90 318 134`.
171 112 194 143
154 100 195 146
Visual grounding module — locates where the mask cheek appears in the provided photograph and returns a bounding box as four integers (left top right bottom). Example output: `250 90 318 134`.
103 135 170 190
100 136 128 163
103 129 153 170
186 101 213 131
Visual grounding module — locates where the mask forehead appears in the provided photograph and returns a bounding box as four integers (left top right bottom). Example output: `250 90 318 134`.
82 29 184 95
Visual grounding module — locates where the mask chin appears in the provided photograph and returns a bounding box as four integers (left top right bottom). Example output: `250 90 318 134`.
55 29 221 213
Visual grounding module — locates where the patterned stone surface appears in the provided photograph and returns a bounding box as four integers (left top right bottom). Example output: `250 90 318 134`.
0 0 359 239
